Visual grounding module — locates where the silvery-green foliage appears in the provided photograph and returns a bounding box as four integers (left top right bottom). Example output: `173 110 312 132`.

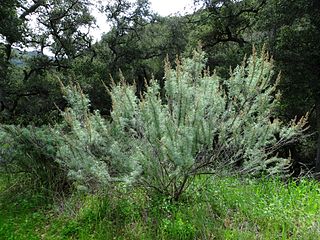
0 124 68 190
214 49 306 174
56 83 139 190
108 47 306 199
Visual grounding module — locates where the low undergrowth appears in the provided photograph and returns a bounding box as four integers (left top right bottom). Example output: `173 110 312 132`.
1 175 320 239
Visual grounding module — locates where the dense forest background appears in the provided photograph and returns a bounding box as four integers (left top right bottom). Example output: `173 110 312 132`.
0 0 319 175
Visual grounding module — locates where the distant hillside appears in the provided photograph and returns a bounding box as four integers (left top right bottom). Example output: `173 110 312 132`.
9 49 42 66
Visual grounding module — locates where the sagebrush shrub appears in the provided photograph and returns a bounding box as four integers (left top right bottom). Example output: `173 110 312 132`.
107 48 307 199
56 83 140 191
0 48 307 199
0 125 68 191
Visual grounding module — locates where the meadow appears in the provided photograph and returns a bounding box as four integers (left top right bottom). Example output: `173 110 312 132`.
1 174 320 240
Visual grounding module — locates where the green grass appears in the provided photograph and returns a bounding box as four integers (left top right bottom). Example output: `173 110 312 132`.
1 175 320 239
0 175 51 240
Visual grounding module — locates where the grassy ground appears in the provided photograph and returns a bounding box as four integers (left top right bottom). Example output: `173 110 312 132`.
1 175 320 239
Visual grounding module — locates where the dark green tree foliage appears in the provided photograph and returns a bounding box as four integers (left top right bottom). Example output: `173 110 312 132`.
0 0 23 117
0 0 95 124
102 0 158 83
192 0 265 47
35 0 94 60
255 0 320 171
186 0 266 76
99 0 188 90
71 0 191 115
